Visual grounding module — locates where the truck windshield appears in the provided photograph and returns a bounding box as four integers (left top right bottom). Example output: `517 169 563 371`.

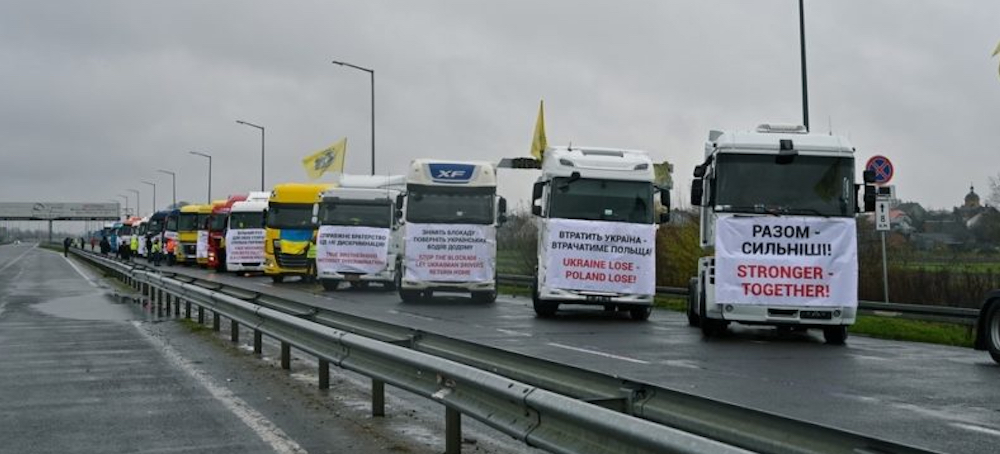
405 185 495 225
548 178 654 224
147 219 164 234
320 202 392 228
177 213 199 231
714 154 855 217
267 203 315 229
230 212 265 229
166 216 177 231
118 226 132 235
209 214 227 231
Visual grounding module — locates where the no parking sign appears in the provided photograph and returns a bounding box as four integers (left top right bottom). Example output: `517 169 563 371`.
865 155 894 185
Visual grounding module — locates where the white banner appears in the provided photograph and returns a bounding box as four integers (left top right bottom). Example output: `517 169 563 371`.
195 230 209 260
542 219 656 295
316 225 391 275
404 223 495 282
138 236 147 256
715 216 857 307
225 228 266 265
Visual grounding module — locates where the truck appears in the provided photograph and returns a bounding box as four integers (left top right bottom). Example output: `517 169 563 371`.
530 146 669 320
225 192 270 274
395 160 506 303
314 175 406 291
687 124 876 344
207 195 248 271
176 204 211 266
134 217 149 257
264 183 333 283
163 208 181 265
974 289 1000 363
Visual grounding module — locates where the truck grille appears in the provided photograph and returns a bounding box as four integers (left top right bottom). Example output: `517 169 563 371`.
276 252 309 269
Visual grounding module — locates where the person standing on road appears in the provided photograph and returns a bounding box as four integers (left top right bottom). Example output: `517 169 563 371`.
90 237 97 251
99 236 111 255
151 237 162 266
62 237 71 257
130 235 139 258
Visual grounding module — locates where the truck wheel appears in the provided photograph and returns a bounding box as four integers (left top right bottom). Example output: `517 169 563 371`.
399 289 419 303
984 304 1000 363
532 280 557 317
472 290 496 303
629 305 652 321
687 278 701 327
823 325 848 345
271 275 284 284
700 318 726 338
383 279 397 291
321 280 340 291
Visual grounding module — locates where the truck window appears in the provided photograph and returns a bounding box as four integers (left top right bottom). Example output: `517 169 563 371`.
405 185 495 225
230 212 265 229
320 201 392 228
547 178 654 224
209 214 228 231
177 213 200 231
714 155 855 217
267 203 315 229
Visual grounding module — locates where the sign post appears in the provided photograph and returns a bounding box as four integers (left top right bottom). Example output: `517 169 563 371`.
866 155 895 304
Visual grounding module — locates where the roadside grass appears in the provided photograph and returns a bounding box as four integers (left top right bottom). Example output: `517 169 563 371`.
500 285 977 348
179 317 212 333
893 261 1000 274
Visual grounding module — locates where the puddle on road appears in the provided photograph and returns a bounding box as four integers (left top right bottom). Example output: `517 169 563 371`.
34 292 141 322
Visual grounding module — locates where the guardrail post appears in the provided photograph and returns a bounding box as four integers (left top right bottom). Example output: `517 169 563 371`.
253 330 263 355
230 320 239 343
198 306 205 324
318 360 329 390
445 407 461 454
212 312 221 331
173 295 180 316
372 379 385 417
281 342 291 370
184 300 191 319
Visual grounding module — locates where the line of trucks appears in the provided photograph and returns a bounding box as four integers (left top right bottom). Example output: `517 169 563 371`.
94 124 904 345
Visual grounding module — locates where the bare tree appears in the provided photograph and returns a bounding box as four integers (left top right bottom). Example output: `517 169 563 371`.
989 173 1000 207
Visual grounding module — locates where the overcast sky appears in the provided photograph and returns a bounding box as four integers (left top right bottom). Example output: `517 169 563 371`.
1 0 998 219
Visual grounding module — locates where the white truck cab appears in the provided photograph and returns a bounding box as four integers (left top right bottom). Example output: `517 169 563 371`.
396 159 506 303
225 191 270 273
315 175 405 291
688 124 876 344
530 146 669 320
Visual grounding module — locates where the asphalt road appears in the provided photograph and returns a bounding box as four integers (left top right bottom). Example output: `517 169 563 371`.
1 244 540 454
150 261 1000 454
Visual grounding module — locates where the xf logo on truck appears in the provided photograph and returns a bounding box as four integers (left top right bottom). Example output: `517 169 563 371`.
428 163 476 183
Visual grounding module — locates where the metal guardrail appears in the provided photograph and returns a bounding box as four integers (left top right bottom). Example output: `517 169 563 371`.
73 250 940 454
497 274 981 326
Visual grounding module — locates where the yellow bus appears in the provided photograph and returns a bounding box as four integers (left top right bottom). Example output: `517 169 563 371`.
176 204 212 266
264 183 333 282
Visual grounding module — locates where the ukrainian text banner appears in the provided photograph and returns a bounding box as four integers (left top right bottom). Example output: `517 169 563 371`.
404 223 494 282
316 225 390 275
543 219 656 295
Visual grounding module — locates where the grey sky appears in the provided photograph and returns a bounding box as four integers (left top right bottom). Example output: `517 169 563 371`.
1 0 998 216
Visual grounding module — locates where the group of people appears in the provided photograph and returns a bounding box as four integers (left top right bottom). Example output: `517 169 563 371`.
79 234 169 267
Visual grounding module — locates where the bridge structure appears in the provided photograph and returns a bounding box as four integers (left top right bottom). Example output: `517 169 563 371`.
0 202 120 243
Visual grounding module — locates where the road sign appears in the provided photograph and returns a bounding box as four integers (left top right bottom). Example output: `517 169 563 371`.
865 155 894 185
876 201 890 231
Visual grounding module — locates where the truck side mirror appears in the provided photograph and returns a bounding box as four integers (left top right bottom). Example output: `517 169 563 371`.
311 204 319 225
532 181 544 216
395 209 404 222
690 179 704 206
863 185 876 212
395 193 405 209
863 170 877 184
693 165 706 178
497 197 507 225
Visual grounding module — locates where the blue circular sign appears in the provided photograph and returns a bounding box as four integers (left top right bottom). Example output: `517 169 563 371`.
865 155 894 184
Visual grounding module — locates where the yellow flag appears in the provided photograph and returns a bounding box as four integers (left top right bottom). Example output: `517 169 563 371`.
530 100 547 162
302 138 347 180
993 40 1000 79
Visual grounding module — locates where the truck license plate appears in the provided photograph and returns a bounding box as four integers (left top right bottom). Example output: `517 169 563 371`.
586 295 611 303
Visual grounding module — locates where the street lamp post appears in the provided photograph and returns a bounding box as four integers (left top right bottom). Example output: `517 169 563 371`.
189 151 212 203
331 59 375 175
799 0 809 131
158 169 176 208
141 180 157 212
236 120 265 190
117 195 130 218
127 189 140 216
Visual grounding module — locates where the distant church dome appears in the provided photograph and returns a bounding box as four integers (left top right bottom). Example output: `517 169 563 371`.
965 185 980 207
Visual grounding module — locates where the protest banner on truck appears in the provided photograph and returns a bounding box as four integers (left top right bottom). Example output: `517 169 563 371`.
225 228 265 264
404 223 494 282
316 225 390 274
542 219 656 295
714 216 857 307
196 230 209 260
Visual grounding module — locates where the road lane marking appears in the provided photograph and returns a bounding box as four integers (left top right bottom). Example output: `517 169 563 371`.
133 321 308 454
951 423 1000 438
495 328 532 337
53 251 100 288
546 342 650 364
0 244 36 275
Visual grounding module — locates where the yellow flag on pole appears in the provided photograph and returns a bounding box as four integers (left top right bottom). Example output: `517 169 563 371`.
302 137 347 180
530 100 547 162
993 40 1000 79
